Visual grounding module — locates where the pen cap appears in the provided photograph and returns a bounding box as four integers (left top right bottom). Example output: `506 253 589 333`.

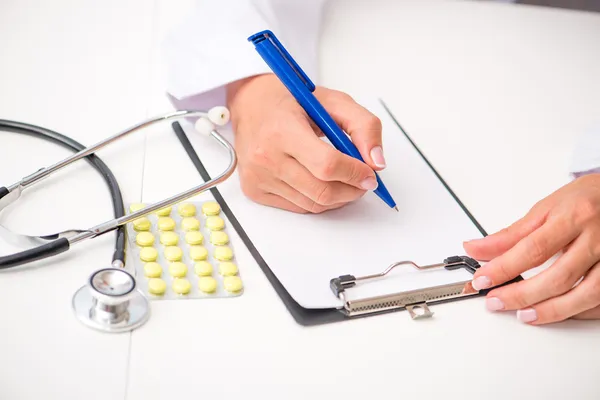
247 30 316 92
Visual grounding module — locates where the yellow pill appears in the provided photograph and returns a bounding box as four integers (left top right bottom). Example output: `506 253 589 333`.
136 231 155 247
189 246 208 261
140 247 158 262
198 276 217 293
202 201 221 216
224 276 243 293
219 261 238 276
178 203 196 217
164 246 183 261
169 261 188 278
210 231 229 245
181 217 200 231
132 217 151 231
144 262 162 278
158 217 176 231
148 278 166 295
160 231 179 246
185 231 204 245
194 261 213 276
156 206 172 216
129 203 146 212
206 216 225 231
172 278 191 295
214 246 233 261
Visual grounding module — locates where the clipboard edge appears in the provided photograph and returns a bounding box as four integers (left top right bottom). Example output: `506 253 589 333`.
170 99 523 326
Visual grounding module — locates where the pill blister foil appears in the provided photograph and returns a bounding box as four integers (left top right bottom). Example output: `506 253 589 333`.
124 201 243 300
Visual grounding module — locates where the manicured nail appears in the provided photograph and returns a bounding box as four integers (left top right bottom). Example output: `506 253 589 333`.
472 276 492 290
370 146 386 168
486 297 504 311
517 308 538 323
360 177 378 191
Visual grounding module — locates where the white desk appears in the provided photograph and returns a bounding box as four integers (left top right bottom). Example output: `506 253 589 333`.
0 1 599 399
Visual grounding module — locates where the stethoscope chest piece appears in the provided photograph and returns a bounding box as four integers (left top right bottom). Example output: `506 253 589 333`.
72 268 150 333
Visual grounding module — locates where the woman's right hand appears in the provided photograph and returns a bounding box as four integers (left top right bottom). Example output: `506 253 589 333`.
226 73 387 214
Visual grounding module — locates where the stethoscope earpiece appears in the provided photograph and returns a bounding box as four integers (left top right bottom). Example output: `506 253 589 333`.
1 106 237 334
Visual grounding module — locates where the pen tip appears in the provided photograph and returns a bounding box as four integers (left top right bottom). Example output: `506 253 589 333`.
394 206 399 212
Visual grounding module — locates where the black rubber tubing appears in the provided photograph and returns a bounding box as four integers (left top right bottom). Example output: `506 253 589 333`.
0 120 126 267
0 237 70 269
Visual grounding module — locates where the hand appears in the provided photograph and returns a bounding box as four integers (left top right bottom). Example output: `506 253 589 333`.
464 173 600 325
225 74 385 214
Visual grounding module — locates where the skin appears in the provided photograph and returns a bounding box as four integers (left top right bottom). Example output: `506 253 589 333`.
226 73 600 326
226 73 386 214
464 173 600 325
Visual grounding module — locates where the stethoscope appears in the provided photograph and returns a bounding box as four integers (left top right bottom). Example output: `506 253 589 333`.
0 106 237 333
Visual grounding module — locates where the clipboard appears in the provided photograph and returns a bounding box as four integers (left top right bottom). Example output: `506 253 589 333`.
169 98 522 326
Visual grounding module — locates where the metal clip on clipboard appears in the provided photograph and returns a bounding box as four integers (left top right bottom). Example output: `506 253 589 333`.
329 256 481 320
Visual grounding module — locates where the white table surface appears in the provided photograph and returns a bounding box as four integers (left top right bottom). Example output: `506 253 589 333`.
1 1 599 399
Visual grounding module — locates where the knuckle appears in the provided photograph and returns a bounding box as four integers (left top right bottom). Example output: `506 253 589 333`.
239 169 262 200
365 114 382 132
308 201 328 214
508 288 529 309
574 197 600 225
346 162 364 183
248 145 270 167
530 199 545 213
549 270 577 296
524 235 548 266
315 152 340 180
494 260 513 282
588 275 600 302
314 183 335 206
541 302 562 323
591 237 600 259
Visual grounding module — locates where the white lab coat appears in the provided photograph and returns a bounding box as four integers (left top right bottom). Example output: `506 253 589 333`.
163 0 327 111
163 0 598 177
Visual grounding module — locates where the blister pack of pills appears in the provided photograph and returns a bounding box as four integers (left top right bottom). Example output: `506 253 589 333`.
124 201 243 300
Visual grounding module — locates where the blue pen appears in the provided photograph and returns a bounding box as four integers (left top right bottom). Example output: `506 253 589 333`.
248 30 398 211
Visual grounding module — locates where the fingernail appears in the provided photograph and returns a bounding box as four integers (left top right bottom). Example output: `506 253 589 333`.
370 146 386 168
472 276 492 290
360 177 378 191
517 308 538 323
486 297 504 311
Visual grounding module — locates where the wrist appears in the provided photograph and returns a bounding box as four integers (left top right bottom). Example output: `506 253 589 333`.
225 73 292 131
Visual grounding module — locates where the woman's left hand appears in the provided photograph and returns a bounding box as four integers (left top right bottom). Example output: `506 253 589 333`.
463 173 600 325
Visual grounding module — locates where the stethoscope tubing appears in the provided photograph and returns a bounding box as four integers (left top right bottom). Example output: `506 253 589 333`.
0 110 237 269
0 119 127 267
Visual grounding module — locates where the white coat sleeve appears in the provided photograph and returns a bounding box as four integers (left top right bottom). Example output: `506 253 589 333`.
162 0 328 111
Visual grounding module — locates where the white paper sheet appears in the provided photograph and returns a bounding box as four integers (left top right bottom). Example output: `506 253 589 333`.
155 97 483 309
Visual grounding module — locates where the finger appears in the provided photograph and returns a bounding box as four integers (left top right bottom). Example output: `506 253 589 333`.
267 178 349 214
463 210 547 261
471 215 579 290
319 93 385 171
277 156 366 206
483 232 595 311
572 304 600 320
257 192 308 214
238 162 313 214
515 261 600 325
282 117 377 191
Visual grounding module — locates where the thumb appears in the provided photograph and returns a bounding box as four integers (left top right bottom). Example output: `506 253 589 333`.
319 91 386 171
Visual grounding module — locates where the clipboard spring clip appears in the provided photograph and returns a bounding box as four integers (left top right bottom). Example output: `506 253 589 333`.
329 256 481 320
